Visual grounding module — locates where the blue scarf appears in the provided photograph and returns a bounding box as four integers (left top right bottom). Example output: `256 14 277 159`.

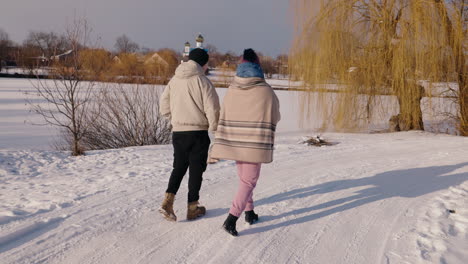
236 62 264 78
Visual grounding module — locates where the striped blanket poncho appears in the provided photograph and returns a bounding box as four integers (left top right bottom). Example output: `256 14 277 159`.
210 76 281 163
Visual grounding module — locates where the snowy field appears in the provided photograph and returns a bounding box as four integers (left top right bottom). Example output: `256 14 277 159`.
0 78 468 263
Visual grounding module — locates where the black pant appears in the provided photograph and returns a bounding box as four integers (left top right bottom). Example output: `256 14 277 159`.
166 131 211 203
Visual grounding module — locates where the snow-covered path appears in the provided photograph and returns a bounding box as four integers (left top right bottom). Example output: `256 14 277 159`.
1 132 467 264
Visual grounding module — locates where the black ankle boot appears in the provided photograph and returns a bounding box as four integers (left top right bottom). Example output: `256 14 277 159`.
245 210 259 225
223 214 239 237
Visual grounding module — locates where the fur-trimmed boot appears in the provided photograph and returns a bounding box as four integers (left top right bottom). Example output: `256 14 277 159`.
159 193 177 221
245 210 259 225
223 214 239 237
187 201 206 220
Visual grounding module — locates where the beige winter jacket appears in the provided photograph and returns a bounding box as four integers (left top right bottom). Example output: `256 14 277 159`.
160 60 220 132
210 77 281 163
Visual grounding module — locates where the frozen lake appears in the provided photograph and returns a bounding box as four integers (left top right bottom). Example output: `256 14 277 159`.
0 78 314 150
0 78 458 150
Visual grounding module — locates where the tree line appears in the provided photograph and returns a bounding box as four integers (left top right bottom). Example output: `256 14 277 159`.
0 28 289 84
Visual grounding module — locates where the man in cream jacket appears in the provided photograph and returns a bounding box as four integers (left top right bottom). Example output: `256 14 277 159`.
159 48 220 221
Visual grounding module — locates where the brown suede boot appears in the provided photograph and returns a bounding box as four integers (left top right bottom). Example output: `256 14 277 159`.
159 193 177 221
187 201 206 220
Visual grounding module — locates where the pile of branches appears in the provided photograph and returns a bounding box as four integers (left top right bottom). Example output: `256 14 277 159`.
300 135 335 147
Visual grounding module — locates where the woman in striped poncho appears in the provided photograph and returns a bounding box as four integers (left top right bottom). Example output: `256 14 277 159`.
210 49 281 236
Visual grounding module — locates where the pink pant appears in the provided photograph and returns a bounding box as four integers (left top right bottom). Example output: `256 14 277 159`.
229 161 262 217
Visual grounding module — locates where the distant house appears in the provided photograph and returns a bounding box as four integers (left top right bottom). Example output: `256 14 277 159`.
112 52 169 67
144 52 169 67
51 49 73 61
28 50 74 66
29 55 49 67
112 56 122 64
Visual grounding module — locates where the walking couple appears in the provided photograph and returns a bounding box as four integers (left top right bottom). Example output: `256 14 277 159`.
158 48 281 236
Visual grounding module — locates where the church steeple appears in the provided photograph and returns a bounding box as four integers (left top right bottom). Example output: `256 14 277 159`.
196 34 204 48
182 34 207 63
184 41 191 56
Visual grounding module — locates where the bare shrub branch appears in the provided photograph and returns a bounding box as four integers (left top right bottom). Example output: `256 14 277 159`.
81 83 171 150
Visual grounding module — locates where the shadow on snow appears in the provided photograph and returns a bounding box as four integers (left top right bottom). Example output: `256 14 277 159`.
243 162 468 235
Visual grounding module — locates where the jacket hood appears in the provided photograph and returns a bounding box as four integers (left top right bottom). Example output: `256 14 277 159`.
174 60 205 79
236 62 264 78
230 76 270 89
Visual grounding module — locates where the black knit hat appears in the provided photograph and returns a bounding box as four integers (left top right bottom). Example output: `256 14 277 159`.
242 48 260 64
189 48 209 66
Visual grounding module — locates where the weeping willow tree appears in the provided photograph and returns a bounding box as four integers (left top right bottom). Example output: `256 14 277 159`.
290 0 467 135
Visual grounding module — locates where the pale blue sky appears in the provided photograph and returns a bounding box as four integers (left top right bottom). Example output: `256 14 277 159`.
0 0 294 56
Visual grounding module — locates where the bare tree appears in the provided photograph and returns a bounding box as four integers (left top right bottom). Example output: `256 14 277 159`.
81 83 172 149
140 46 155 55
23 31 69 58
205 44 218 54
0 28 8 42
206 47 224 68
258 53 278 78
276 54 289 78
114 34 139 54
0 28 14 66
28 18 96 155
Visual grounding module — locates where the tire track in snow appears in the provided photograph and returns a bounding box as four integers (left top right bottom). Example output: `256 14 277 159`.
0 216 67 254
